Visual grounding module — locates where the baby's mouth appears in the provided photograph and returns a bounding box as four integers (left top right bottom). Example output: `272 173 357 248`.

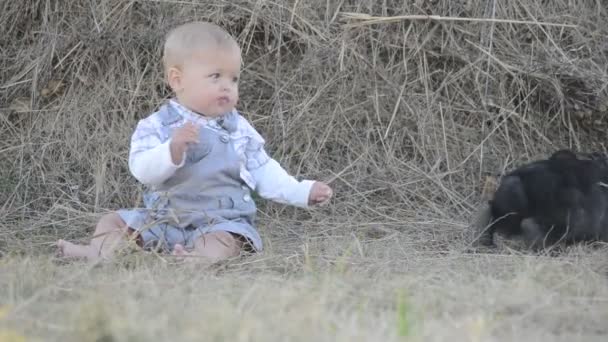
217 96 230 105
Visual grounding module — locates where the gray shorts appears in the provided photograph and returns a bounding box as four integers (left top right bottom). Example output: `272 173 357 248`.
116 209 261 252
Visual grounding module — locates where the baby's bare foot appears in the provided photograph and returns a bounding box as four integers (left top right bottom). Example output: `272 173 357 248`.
171 244 209 264
171 244 192 258
56 240 99 261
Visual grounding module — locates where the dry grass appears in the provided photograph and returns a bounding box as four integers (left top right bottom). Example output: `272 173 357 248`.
2 240 608 341
1 0 608 340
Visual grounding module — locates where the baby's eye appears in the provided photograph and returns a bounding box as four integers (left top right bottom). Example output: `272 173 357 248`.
209 73 220 79
232 76 239 83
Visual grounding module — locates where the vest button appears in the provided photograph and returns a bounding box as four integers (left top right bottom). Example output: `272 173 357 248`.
243 194 251 202
220 135 229 143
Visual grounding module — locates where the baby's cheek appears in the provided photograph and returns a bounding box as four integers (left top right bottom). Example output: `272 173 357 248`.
200 93 213 105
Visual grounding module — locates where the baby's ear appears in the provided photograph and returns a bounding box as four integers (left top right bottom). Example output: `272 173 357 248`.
167 67 183 92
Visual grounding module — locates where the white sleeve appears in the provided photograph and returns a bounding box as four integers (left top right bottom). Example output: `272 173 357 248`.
127 119 185 187
250 158 315 208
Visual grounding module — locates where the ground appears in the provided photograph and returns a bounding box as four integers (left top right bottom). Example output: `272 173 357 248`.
1 233 607 341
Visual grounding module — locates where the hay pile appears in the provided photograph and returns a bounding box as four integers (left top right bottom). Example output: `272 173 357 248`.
1 0 607 251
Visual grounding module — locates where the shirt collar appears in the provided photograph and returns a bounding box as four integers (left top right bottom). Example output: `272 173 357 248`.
168 99 214 123
168 99 238 133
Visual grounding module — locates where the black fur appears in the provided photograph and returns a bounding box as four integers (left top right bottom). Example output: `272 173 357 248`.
476 149 608 250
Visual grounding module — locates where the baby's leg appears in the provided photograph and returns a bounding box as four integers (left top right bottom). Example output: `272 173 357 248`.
172 231 243 263
57 213 132 262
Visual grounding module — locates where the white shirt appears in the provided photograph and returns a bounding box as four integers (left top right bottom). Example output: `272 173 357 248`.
127 100 314 208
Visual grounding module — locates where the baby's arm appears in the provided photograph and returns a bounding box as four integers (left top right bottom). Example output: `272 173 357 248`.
128 118 185 187
250 158 315 208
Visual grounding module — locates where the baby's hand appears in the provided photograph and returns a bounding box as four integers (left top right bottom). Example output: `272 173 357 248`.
170 121 199 165
308 181 333 206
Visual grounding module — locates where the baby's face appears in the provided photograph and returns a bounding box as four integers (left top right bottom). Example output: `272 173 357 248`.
176 47 241 117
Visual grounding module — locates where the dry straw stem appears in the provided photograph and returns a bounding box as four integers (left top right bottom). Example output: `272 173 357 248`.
340 12 579 28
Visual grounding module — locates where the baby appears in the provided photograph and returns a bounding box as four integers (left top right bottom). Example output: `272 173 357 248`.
57 21 333 262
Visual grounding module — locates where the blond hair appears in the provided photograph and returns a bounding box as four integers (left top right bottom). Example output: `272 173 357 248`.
162 21 239 72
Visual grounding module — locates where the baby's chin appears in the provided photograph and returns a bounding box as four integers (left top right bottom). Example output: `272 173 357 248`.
195 105 235 118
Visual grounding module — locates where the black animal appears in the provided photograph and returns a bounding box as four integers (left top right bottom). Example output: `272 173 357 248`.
473 149 608 250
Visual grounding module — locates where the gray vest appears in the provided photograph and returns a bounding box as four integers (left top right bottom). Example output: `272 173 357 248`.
143 102 257 229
